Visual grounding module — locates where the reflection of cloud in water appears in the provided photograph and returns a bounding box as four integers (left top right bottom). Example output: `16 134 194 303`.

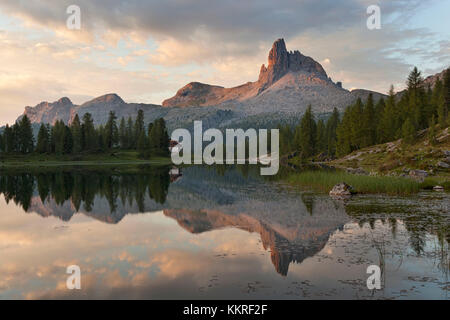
0 166 448 299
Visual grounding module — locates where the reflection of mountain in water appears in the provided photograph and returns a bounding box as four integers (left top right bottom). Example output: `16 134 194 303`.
163 195 348 276
0 166 350 275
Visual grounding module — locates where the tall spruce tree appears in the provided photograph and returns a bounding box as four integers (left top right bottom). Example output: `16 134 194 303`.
105 111 119 149
70 114 82 153
361 93 376 147
379 85 397 143
336 107 352 157
126 116 134 149
325 108 340 157
3 124 14 153
134 110 145 147
316 119 326 154
63 125 73 154
17 115 34 154
36 124 50 153
0 133 4 153
82 113 97 151
428 115 437 146
119 117 127 149
439 69 450 127
402 117 416 145
350 98 364 149
407 67 426 129
297 106 317 159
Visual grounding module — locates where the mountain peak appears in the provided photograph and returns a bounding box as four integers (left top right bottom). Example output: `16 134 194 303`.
87 93 124 105
258 38 328 90
162 38 332 108
57 97 73 105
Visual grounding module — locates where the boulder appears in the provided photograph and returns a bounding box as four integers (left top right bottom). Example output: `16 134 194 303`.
437 161 450 169
409 169 428 178
346 167 368 175
329 182 354 196
409 169 428 182
443 150 450 156
433 185 444 191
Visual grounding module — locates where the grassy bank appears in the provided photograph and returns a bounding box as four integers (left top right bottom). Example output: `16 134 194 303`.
0 150 172 167
330 127 450 179
286 170 422 195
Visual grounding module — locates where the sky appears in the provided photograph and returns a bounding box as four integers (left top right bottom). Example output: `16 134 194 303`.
0 0 449 125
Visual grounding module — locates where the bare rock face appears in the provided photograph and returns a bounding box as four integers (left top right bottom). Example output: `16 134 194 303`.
258 38 327 91
162 38 334 109
22 97 74 124
161 38 386 116
422 68 449 88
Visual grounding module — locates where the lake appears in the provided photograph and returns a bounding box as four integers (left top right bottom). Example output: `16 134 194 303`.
0 165 448 299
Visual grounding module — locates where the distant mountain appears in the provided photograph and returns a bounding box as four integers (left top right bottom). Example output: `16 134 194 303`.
17 38 449 131
423 67 449 88
19 93 163 126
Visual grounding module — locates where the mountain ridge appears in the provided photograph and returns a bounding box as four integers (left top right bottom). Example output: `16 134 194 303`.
14 38 447 131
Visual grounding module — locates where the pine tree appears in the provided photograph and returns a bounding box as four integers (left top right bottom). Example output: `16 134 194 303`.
278 124 294 156
407 67 426 129
336 107 352 157
70 114 82 153
439 69 450 127
325 108 340 157
134 110 145 147
361 93 376 147
105 111 118 149
432 78 443 118
82 113 97 151
157 118 170 156
297 106 317 159
428 115 437 146
63 125 73 154
402 118 416 145
118 117 126 149
97 125 105 152
374 98 385 143
379 85 397 143
0 133 4 153
51 120 66 154
137 131 148 158
3 124 14 153
350 98 364 149
36 124 50 153
316 119 326 154
17 115 34 154
126 117 134 149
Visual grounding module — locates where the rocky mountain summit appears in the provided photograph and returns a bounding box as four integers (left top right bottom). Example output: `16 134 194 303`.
162 38 377 113
423 67 450 88
23 97 74 124
19 38 449 132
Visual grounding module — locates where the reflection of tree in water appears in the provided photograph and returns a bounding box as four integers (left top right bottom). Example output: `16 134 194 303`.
0 167 171 214
345 201 449 275
0 173 35 211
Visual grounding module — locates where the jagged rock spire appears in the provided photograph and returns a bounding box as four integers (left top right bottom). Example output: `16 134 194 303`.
258 38 328 91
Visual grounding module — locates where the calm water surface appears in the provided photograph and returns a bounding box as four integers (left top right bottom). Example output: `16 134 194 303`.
0 165 448 299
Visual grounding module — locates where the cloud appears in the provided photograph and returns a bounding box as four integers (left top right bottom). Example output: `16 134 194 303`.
0 0 448 124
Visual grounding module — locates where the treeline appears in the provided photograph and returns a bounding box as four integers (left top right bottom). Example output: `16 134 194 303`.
0 110 170 158
279 67 450 160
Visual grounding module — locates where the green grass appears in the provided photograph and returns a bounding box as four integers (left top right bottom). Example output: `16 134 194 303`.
286 170 421 195
418 177 450 190
0 150 172 167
